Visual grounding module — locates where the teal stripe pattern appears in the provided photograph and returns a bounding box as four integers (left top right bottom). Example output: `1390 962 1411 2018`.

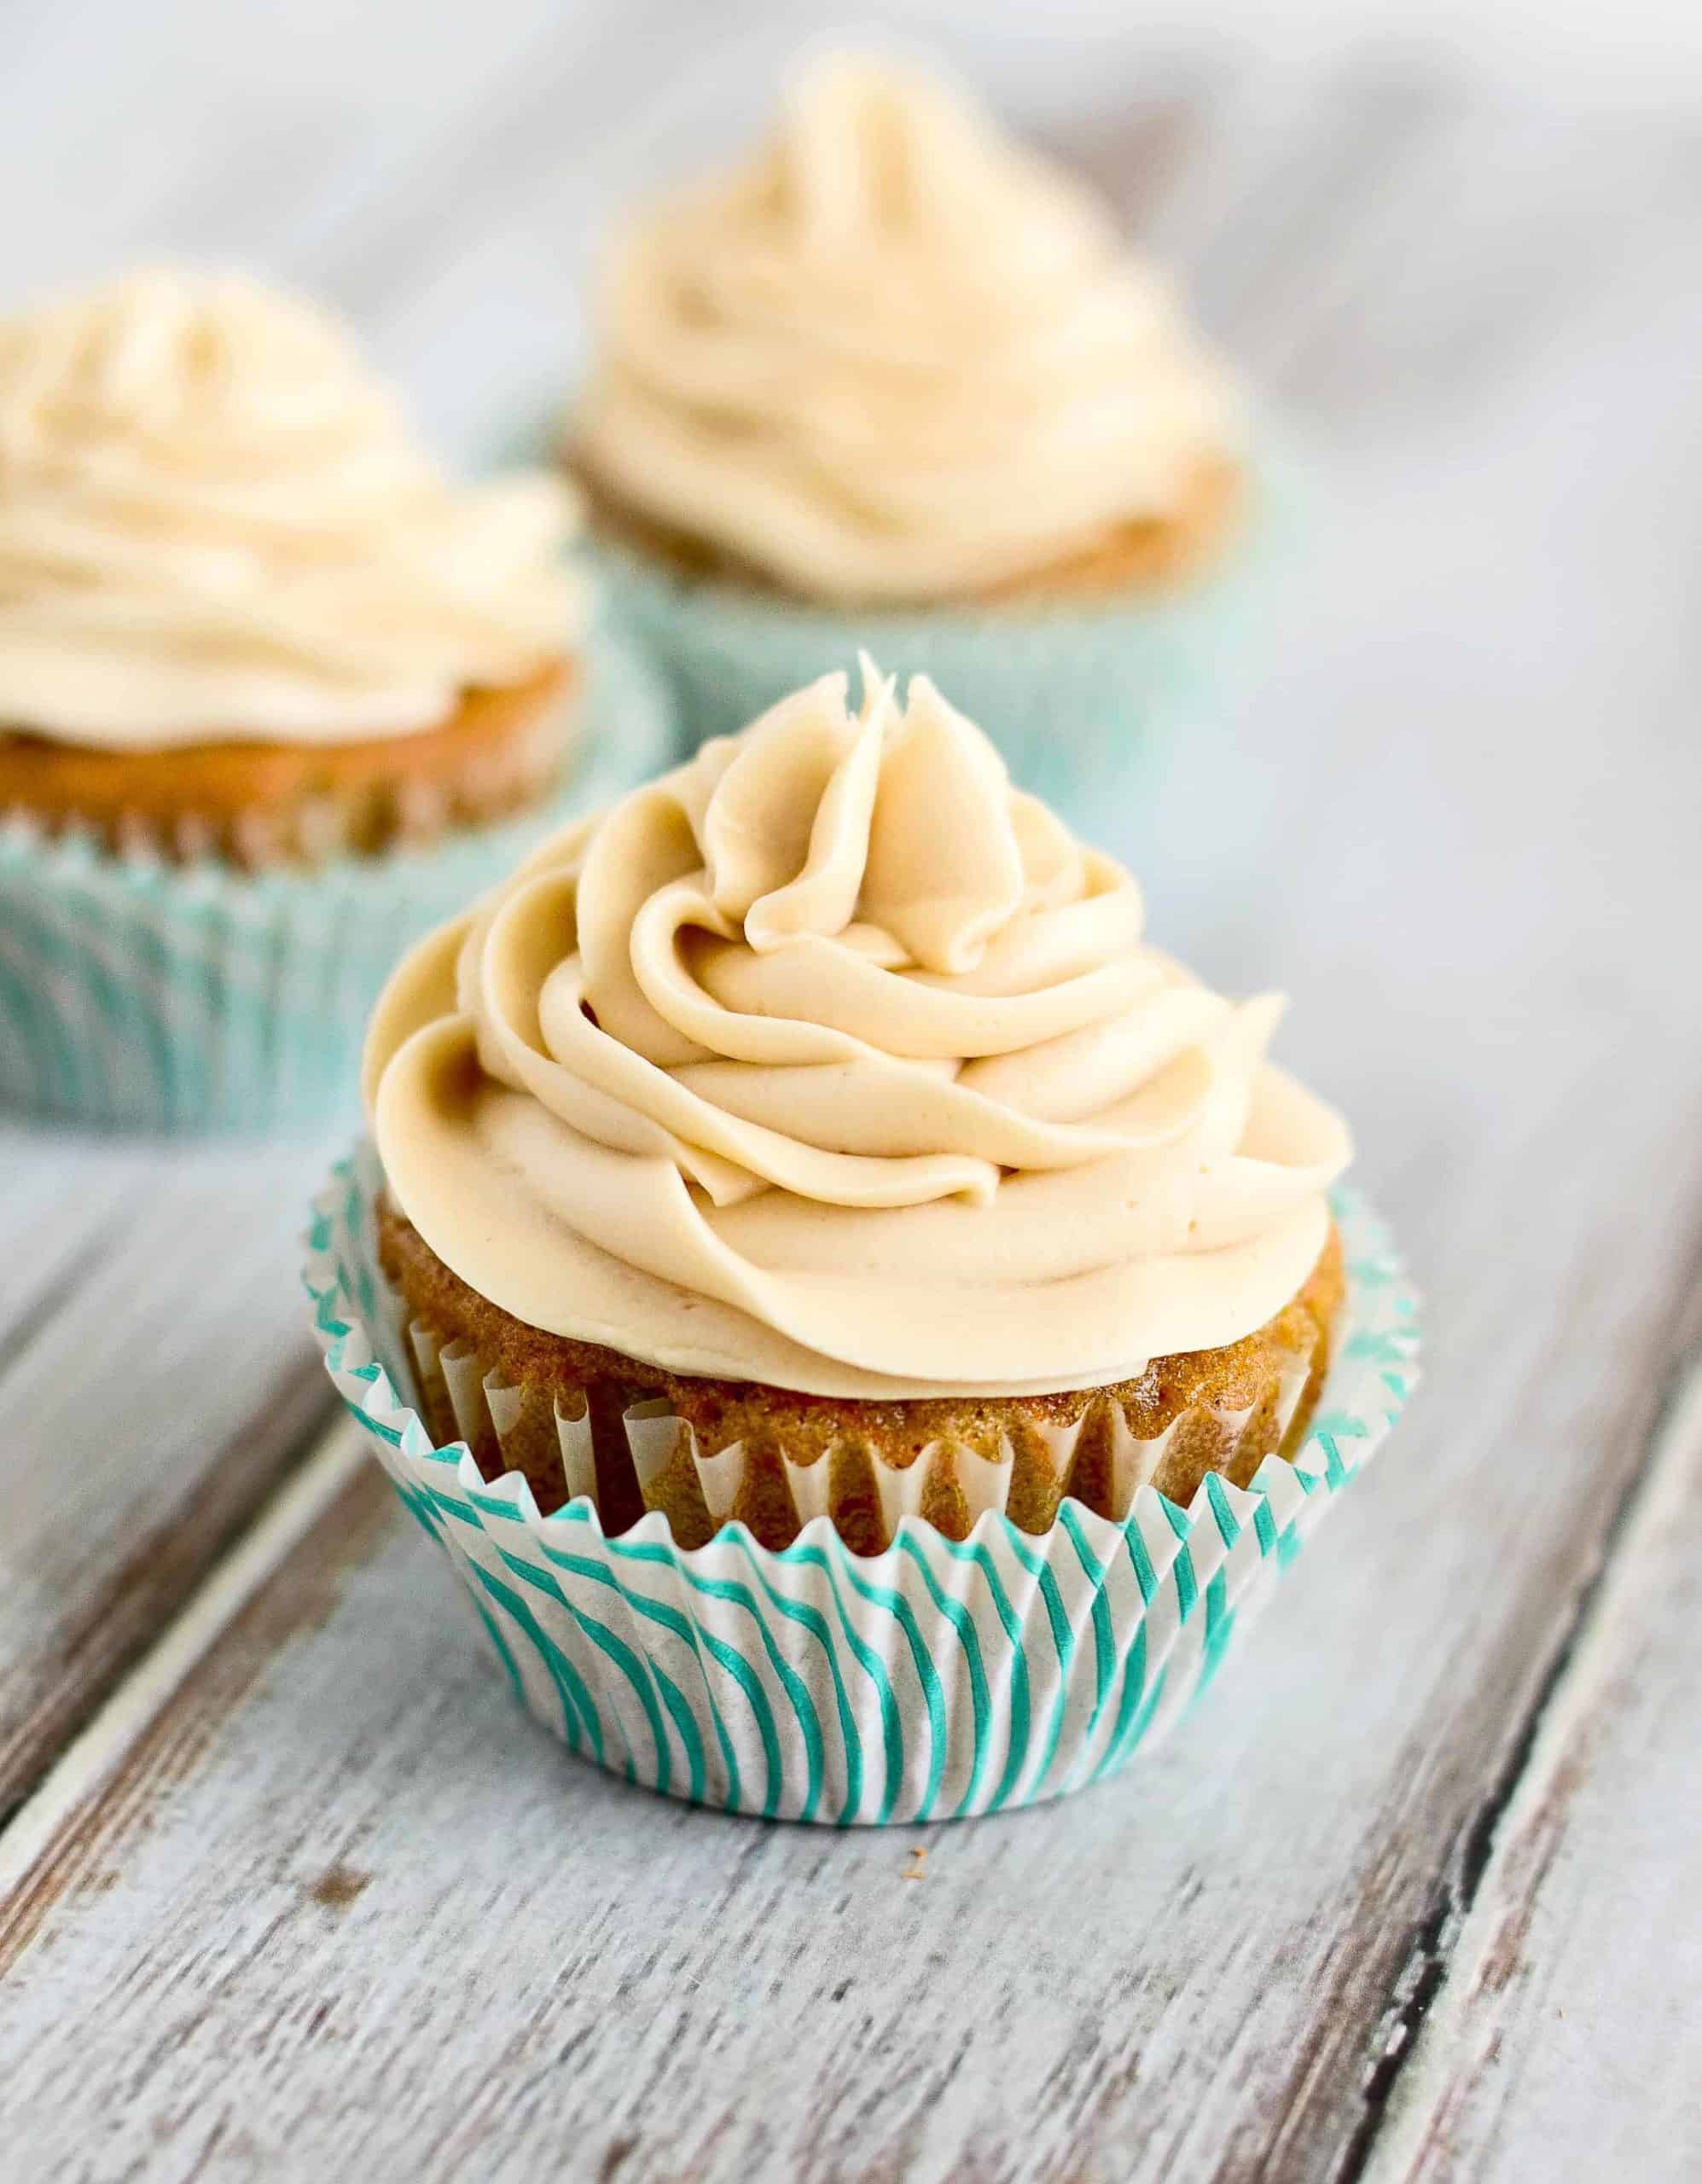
0 636 675 1133
587 440 1296 824
305 1141 1420 1825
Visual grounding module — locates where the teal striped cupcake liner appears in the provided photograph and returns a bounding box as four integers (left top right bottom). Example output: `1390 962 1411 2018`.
587 445 1293 822
0 636 675 1135
305 1143 1418 1824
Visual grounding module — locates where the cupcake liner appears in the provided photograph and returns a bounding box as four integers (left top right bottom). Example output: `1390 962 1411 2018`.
305 1141 1419 1824
388 1242 1328 1555
588 446 1294 822
0 637 675 1134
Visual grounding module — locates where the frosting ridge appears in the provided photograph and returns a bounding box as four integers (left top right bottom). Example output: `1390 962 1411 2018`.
576 55 1240 605
367 664 1351 1399
0 266 583 746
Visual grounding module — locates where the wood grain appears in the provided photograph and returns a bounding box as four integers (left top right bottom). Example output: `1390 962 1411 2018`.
1365 1360 1702 2183
1 35 1700 2184
0 1130 339 1819
0 1420 372 1957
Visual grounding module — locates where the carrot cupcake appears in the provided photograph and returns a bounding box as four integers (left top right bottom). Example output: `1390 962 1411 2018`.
570 54 1269 810
0 266 672 1130
312 663 1417 1820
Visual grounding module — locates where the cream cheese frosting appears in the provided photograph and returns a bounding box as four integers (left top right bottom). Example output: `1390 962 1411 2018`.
0 266 583 747
575 54 1240 607
365 663 1350 1400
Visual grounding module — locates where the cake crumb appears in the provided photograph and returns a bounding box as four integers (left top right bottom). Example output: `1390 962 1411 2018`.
306 1862 372 1911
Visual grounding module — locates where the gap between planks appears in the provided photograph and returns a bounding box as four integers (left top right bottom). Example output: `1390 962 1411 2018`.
1332 1259 1702 2184
0 1414 369 1926
1355 1348 1702 2184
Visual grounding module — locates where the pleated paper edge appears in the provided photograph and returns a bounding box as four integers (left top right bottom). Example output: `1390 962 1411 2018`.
302 1140 1420 1823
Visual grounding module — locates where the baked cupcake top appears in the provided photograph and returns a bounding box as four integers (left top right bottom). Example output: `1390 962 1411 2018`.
0 267 582 748
574 54 1239 607
366 663 1349 1401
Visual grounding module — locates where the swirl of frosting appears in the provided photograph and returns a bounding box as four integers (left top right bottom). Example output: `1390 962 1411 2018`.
366 665 1351 1400
0 266 582 747
576 55 1240 606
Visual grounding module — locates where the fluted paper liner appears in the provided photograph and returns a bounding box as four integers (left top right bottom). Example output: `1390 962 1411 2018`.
398 1281 1325 1554
305 1142 1419 1823
0 637 675 1132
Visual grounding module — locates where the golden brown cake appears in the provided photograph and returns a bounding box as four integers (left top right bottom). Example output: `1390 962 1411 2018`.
363 663 1355 1555
1 662 575 868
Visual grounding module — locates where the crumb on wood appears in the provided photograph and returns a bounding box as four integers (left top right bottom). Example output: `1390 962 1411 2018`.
306 1862 373 1911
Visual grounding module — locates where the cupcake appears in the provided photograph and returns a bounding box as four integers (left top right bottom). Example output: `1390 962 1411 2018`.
570 55 1268 813
0 266 580 864
0 266 674 1130
310 664 1419 1821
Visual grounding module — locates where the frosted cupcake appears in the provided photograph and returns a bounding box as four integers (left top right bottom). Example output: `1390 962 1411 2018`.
312 664 1417 1821
571 55 1263 811
0 266 673 1130
0 266 581 863
365 661 1352 1548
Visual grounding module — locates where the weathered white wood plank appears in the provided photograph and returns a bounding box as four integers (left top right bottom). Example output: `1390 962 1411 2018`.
0 1128 340 1814
0 1418 368 1913
1364 1357 1702 2184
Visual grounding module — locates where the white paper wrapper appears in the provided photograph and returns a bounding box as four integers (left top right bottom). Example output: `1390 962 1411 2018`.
305 1144 1419 1824
0 637 676 1134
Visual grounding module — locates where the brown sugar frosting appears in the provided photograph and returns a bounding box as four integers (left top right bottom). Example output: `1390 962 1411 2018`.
364 662 1351 1402
0 266 582 747
574 55 1241 607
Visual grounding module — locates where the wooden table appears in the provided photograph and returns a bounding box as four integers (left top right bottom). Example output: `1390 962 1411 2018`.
3 20 1701 2181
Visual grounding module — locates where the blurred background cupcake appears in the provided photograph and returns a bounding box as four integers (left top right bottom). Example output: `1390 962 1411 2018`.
568 51 1267 817
0 265 674 1131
